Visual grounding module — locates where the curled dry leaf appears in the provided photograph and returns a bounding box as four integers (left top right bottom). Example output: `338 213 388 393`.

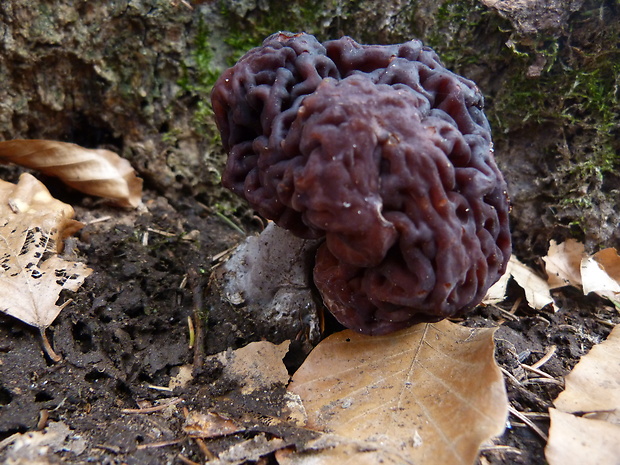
581 248 620 303
184 411 245 439
0 139 143 208
0 173 92 360
285 320 508 465
542 239 585 289
507 256 555 310
484 267 511 304
546 324 620 465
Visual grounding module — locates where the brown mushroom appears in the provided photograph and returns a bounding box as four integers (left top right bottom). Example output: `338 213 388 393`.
211 32 511 335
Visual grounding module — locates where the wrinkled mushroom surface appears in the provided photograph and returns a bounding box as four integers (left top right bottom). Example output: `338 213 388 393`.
212 32 511 335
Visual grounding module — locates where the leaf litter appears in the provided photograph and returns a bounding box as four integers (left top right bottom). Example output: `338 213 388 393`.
545 324 620 465
0 139 143 208
0 173 92 361
0 178 618 465
282 320 508 465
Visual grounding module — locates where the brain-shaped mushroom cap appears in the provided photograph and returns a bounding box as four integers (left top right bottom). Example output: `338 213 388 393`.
212 32 511 335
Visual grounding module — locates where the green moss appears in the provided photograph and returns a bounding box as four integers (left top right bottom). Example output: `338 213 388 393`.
218 0 331 63
176 17 223 139
421 0 502 70
487 3 620 238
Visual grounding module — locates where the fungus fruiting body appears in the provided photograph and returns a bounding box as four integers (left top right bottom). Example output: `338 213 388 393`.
212 32 511 335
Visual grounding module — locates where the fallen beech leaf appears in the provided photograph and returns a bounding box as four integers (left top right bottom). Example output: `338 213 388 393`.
484 268 510 304
0 173 92 360
581 248 620 303
2 421 87 463
553 324 620 424
507 256 555 310
0 139 143 208
546 410 620 465
184 411 245 438
546 324 620 465
286 320 508 465
211 435 288 465
543 239 585 289
215 340 291 395
0 172 83 245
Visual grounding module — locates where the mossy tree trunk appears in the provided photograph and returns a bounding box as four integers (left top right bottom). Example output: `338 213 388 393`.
1 0 618 259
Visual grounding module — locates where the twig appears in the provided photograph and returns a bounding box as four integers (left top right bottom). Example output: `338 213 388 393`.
508 406 548 442
195 437 217 461
147 227 177 237
188 315 195 350
523 377 563 386
212 245 237 264
37 409 49 430
188 268 206 374
522 412 550 420
121 398 183 414
40 327 62 362
500 367 523 386
480 444 523 455
177 454 201 465
147 384 174 392
496 307 520 321
521 363 555 379
93 444 122 454
86 215 112 225
530 345 557 369
136 439 183 449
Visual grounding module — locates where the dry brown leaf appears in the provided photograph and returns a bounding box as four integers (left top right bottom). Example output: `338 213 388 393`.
184 411 245 439
545 324 620 465
545 410 620 465
2 421 87 465
553 324 620 424
0 173 92 360
215 340 291 395
484 268 510 304
507 256 555 310
0 139 142 208
542 239 585 289
0 173 83 246
581 248 620 303
286 320 508 465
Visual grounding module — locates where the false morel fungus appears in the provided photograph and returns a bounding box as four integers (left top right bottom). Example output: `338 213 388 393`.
211 32 511 335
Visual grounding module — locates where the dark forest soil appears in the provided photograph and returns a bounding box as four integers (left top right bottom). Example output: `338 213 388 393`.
0 187 618 465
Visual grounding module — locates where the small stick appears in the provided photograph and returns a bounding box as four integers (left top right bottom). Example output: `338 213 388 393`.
40 327 62 362
521 364 555 379
508 406 548 442
500 367 523 386
195 437 217 461
530 345 556 369
121 398 183 414
188 268 205 373
480 444 522 455
523 377 563 386
177 454 201 465
188 316 195 350
136 439 183 449
147 384 174 392
36 409 49 430
86 215 112 225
